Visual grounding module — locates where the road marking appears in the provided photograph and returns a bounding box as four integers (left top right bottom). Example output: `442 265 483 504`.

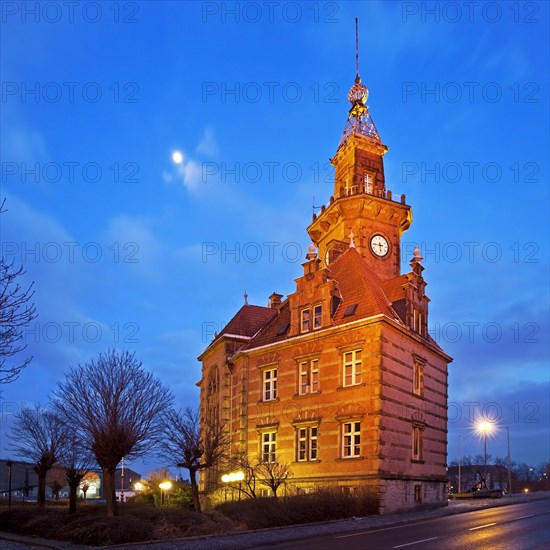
334 519 438 538
393 537 439 548
469 522 497 531
515 514 535 520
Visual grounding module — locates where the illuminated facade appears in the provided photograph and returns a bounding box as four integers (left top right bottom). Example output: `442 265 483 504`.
198 59 452 514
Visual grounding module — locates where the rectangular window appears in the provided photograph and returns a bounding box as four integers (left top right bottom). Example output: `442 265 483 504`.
262 431 277 463
413 360 424 396
301 308 310 333
413 308 426 336
414 484 422 502
263 368 277 401
413 425 423 461
342 421 361 458
297 426 318 461
343 349 362 386
313 304 322 329
299 359 319 395
364 173 373 194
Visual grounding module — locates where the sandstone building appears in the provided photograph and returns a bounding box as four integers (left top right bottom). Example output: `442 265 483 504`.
198 58 452 514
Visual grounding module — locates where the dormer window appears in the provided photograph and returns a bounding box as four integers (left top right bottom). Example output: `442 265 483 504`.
301 305 322 332
364 173 373 194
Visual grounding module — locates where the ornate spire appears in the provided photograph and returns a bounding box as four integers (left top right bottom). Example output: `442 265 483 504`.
339 18 381 147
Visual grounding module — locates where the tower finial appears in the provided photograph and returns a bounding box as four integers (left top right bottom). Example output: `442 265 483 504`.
244 291 248 305
355 17 359 78
338 18 381 147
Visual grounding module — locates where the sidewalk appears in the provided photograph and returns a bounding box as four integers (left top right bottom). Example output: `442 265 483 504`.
1 492 548 550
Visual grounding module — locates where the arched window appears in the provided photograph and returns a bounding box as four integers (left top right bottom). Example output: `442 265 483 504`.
208 366 219 396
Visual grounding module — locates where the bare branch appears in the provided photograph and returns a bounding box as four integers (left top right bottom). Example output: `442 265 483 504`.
0 259 38 383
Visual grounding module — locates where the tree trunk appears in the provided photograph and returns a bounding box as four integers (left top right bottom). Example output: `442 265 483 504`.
37 474 46 508
102 466 118 517
189 468 201 513
68 482 78 514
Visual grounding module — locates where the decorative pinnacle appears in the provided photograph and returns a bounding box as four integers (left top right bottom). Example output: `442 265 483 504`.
243 291 248 305
349 229 356 248
411 246 424 263
306 243 318 260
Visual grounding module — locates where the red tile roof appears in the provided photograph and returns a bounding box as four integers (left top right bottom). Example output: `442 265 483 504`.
328 248 398 324
247 300 291 349
218 304 277 339
380 274 410 303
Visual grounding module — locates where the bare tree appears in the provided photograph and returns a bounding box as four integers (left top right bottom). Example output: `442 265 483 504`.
0 200 38 383
10 404 66 507
232 452 259 499
160 407 227 513
256 459 292 498
59 433 95 513
53 349 172 517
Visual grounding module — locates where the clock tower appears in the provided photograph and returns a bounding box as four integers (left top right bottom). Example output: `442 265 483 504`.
307 62 411 283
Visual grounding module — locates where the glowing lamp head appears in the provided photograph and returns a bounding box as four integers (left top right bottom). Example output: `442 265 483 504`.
478 421 493 434
159 481 172 490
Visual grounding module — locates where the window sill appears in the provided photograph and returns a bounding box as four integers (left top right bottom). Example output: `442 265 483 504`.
293 391 322 399
335 456 365 462
257 398 280 405
337 383 366 391
411 459 425 464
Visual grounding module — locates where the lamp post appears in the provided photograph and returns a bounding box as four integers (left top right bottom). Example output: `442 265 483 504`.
6 460 12 510
159 481 172 506
120 456 125 503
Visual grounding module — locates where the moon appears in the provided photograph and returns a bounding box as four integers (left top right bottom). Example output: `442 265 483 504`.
172 151 183 164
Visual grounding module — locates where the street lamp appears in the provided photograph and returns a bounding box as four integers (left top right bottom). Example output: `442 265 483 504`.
221 471 245 501
477 420 493 478
159 481 172 505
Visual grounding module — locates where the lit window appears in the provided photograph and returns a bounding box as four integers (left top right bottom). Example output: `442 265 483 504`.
299 359 319 395
342 421 361 458
301 309 310 333
313 305 322 329
413 425 424 461
262 431 277 463
263 368 277 401
297 426 318 462
413 360 424 396
343 350 362 387
364 173 373 194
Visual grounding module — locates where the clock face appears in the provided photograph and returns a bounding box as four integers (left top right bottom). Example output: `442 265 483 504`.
370 234 390 257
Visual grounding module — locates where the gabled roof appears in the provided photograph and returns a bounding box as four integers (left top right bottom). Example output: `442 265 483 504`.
247 300 291 349
217 304 277 339
328 247 398 324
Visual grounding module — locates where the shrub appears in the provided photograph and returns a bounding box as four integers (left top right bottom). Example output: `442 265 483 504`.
217 488 379 529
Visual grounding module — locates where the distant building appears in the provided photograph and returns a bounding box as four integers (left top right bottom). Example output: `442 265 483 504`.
198 48 452 514
0 458 109 501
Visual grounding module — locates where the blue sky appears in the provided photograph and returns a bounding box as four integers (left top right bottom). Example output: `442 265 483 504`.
1 1 548 475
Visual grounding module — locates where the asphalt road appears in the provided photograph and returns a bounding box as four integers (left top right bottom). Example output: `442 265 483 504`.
254 500 550 550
